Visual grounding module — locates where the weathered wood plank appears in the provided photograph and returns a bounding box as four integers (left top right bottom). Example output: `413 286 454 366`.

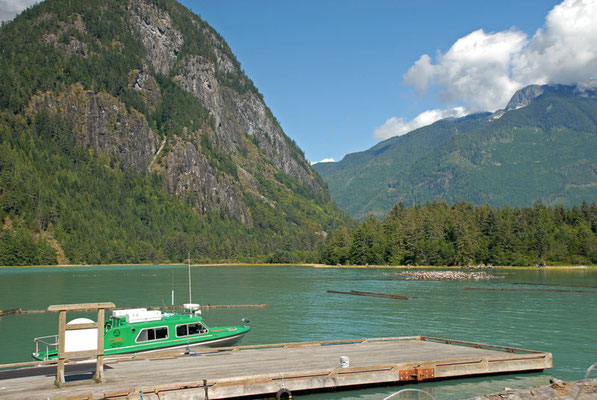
0 336 552 400
64 323 98 331
47 303 116 312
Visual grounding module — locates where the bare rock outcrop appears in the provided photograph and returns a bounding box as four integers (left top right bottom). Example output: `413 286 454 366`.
129 68 162 113
128 0 183 76
163 136 252 224
27 84 160 174
505 85 545 111
174 54 326 198
39 13 92 58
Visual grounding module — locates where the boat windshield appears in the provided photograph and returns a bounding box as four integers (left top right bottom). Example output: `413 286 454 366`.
176 322 208 337
136 326 169 342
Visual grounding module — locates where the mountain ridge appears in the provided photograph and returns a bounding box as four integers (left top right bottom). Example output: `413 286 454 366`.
314 83 597 219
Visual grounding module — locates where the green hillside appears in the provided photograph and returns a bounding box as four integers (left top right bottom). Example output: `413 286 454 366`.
0 0 348 266
314 85 597 219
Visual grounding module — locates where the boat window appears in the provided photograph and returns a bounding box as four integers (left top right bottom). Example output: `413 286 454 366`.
176 324 187 337
136 326 168 342
137 329 148 342
175 322 208 337
155 327 168 339
190 323 208 335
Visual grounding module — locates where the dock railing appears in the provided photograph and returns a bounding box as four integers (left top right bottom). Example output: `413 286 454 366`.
33 334 59 361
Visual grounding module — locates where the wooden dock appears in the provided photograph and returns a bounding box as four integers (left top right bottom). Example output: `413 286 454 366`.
0 336 552 400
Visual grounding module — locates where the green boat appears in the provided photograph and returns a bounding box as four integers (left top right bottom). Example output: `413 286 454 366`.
32 307 250 361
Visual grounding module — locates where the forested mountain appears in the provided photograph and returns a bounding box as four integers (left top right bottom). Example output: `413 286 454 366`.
0 0 347 266
314 83 597 219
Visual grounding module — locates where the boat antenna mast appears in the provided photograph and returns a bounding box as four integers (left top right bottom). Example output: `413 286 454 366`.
188 251 192 308
184 251 200 315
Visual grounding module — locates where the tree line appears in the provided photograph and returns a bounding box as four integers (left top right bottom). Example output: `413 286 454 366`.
320 201 597 266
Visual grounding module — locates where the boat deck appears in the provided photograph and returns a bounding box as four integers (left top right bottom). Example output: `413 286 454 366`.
0 336 552 400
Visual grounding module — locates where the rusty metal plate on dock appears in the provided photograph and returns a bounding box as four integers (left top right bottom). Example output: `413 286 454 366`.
399 368 435 381
417 368 434 380
399 370 413 381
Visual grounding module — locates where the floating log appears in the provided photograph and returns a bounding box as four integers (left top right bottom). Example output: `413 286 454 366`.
0 308 21 316
327 290 409 300
346 278 407 281
464 287 597 294
12 309 48 314
512 282 597 289
0 304 269 316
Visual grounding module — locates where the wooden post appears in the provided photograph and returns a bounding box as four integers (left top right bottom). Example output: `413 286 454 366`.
55 310 66 387
47 303 115 388
93 308 105 383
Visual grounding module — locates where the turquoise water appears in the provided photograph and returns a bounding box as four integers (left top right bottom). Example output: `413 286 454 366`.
0 265 595 399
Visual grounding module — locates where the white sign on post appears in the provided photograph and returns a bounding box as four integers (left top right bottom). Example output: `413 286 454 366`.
64 318 98 353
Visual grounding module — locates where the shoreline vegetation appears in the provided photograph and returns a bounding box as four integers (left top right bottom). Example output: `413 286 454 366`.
1 262 595 269
320 201 597 267
2 199 595 268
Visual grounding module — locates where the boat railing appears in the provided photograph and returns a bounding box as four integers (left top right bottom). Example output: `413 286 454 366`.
34 334 59 360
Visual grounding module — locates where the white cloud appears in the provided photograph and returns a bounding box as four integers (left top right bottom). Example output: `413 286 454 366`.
310 158 335 165
377 0 597 141
513 0 597 85
0 0 38 23
373 107 466 141
404 28 528 113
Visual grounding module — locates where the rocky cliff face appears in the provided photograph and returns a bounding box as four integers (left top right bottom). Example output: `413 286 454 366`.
505 84 545 111
27 84 161 174
128 0 183 76
20 0 328 224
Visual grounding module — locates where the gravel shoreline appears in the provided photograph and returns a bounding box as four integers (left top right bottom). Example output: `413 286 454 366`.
387 270 505 280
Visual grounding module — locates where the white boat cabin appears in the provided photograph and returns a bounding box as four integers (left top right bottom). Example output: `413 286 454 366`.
112 308 162 324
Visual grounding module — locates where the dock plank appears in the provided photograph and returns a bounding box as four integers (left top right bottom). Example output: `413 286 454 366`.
0 336 552 400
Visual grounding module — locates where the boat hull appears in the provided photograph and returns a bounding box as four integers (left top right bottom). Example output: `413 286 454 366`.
32 330 248 361
127 330 248 355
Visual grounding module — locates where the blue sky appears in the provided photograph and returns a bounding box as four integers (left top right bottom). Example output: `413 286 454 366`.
180 0 590 163
3 0 596 163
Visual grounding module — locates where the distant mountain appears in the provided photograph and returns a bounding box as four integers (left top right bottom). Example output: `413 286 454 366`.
314 83 597 219
0 0 347 265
